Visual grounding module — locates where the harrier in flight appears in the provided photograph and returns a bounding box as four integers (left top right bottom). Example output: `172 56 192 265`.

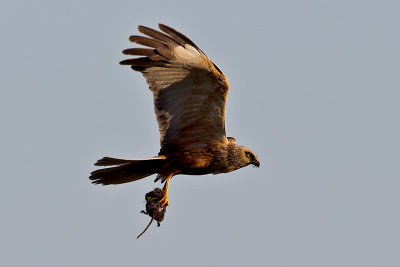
90 24 259 206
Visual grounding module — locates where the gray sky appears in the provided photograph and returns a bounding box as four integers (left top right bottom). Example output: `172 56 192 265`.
1 0 399 266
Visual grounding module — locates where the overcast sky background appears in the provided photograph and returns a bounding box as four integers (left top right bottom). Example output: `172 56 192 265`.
1 0 399 266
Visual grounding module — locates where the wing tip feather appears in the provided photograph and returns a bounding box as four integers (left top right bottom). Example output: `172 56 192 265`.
128 35 138 43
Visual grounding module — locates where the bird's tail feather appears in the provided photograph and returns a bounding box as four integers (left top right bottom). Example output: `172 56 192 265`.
89 156 165 185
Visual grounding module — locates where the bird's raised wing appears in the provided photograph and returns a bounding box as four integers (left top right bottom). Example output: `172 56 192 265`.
120 24 229 155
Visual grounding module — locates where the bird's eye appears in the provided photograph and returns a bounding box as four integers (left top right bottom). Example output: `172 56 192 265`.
245 152 253 159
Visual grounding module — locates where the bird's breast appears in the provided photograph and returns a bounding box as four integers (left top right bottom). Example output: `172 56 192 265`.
170 145 231 176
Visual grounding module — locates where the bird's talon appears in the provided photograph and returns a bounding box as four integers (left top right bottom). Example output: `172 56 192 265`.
158 196 169 207
158 176 171 207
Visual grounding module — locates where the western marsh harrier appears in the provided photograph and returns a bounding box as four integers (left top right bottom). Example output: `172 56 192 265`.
90 24 259 206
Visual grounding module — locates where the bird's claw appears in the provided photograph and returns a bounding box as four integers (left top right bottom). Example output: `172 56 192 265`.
158 196 169 207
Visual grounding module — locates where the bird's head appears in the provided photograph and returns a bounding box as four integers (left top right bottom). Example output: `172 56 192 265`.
228 141 260 170
242 147 260 168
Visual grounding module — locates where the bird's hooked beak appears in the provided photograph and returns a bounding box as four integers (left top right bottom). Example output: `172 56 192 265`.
252 158 260 168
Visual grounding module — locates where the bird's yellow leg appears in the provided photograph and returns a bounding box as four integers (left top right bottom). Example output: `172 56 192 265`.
159 176 171 207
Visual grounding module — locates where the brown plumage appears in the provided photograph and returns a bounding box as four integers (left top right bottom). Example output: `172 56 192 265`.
90 24 259 206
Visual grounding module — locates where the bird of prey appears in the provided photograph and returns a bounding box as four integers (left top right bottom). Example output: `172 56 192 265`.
90 24 259 207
